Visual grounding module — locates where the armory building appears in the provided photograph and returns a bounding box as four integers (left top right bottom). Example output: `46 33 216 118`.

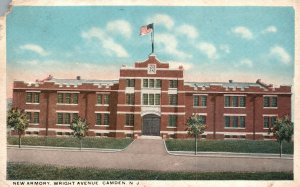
12 55 292 140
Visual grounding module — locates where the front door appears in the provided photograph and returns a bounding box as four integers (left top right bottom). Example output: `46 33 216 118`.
142 114 160 136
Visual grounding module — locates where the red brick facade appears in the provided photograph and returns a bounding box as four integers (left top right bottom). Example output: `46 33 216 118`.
12 55 292 140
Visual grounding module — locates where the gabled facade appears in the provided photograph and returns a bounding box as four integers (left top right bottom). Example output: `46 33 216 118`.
12 55 292 140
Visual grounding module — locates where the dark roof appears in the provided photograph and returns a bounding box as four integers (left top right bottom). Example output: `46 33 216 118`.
185 82 265 89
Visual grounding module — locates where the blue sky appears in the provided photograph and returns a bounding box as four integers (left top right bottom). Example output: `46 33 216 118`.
7 6 294 97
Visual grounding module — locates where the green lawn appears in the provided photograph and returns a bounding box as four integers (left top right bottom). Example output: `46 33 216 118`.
165 139 293 154
7 162 293 180
7 136 133 149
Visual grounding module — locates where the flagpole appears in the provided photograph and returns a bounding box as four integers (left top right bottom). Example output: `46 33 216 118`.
151 23 154 54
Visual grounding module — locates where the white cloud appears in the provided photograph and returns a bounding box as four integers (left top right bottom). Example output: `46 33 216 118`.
219 44 230 54
81 27 129 58
156 33 191 59
19 44 49 56
262 26 277 34
239 59 253 68
106 20 132 39
196 42 218 60
147 14 174 30
168 61 194 70
176 24 199 39
269 45 291 65
232 26 253 40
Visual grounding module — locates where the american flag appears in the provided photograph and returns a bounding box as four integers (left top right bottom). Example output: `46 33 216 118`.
140 23 153 36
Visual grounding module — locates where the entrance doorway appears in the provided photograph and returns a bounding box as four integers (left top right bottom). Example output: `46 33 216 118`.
142 114 160 136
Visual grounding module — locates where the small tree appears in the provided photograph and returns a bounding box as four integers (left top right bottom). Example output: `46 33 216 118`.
7 108 29 148
186 114 207 155
270 115 293 157
70 116 89 150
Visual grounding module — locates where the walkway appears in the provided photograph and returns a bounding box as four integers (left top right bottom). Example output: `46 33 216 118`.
7 139 293 172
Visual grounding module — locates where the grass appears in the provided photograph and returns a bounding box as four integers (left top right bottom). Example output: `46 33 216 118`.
7 162 293 180
165 139 293 154
7 136 133 149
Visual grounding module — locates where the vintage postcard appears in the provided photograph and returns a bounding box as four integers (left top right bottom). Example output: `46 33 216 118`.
1 0 299 186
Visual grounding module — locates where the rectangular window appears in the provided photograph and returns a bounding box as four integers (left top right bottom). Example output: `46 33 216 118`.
264 97 270 107
224 116 230 127
26 92 32 103
26 112 32 123
64 113 70 124
232 116 238 127
126 114 134 126
126 94 135 105
193 95 199 106
104 114 109 125
239 96 246 107
73 93 78 104
263 116 269 128
168 115 177 127
169 80 178 88
72 113 78 120
143 79 148 87
271 97 277 107
169 94 177 105
65 93 71 104
225 96 230 107
149 79 154 88
143 94 148 105
57 113 63 124
96 113 101 125
232 96 238 107
104 95 110 104
155 94 160 105
201 96 207 107
239 116 245 128
155 79 161 88
199 115 206 124
57 93 63 103
33 93 40 103
126 79 135 87
33 112 39 123
97 95 102 104
149 94 154 105
271 116 277 127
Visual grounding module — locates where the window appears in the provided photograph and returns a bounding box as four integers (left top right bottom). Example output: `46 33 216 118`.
225 95 246 107
143 94 148 105
199 115 206 124
149 79 154 88
168 115 177 127
57 113 63 124
126 114 134 126
126 79 135 87
96 113 101 125
239 96 246 107
149 94 154 105
264 96 277 107
224 116 230 127
57 113 78 125
104 114 109 125
224 115 246 128
201 96 207 107
169 80 178 88
126 94 135 105
143 79 148 87
57 93 79 104
73 113 78 119
26 112 32 122
155 79 161 88
169 94 178 105
97 95 102 104
193 95 199 106
64 113 70 124
155 94 160 105
26 92 40 103
264 116 277 128
104 95 110 104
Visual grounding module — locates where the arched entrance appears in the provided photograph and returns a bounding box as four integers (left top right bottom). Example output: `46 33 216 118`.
142 114 161 136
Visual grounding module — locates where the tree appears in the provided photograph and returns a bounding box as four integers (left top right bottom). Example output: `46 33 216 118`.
7 108 29 148
270 115 294 157
70 116 89 150
186 114 207 155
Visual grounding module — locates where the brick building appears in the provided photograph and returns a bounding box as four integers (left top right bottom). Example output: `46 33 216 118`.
12 55 292 140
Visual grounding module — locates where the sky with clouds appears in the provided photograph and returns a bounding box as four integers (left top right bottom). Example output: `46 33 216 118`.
7 6 294 97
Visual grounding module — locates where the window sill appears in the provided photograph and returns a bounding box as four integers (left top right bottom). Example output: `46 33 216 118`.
57 103 78 106
26 103 40 105
224 107 246 109
263 107 278 109
124 126 134 128
95 104 109 106
56 124 71 126
224 127 246 129
29 123 39 125
95 125 109 127
167 126 177 128
193 106 207 108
